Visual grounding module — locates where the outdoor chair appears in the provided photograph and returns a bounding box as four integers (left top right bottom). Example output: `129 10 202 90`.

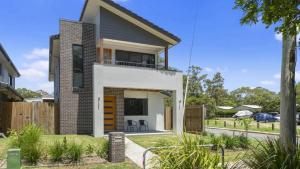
127 120 138 132
139 120 149 132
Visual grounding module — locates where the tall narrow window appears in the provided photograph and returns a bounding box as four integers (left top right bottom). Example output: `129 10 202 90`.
9 75 13 86
72 45 84 88
0 63 2 76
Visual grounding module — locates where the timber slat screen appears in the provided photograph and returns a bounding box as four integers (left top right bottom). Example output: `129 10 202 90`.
185 105 206 133
0 102 59 134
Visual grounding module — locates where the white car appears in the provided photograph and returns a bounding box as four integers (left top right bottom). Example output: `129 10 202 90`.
233 110 253 119
297 113 300 125
274 115 280 121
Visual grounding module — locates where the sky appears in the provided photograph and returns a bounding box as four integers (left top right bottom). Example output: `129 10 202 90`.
0 0 298 94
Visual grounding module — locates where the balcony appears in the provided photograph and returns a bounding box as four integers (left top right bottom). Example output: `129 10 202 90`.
103 59 173 71
93 63 182 91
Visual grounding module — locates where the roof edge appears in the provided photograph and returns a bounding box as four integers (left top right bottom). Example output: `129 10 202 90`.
0 43 20 77
79 0 181 44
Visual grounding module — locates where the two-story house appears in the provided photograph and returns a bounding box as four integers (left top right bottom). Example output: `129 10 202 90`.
0 44 23 102
49 0 183 137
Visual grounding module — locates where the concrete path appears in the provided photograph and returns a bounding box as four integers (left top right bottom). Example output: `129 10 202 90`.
0 133 6 138
206 127 279 140
125 137 157 169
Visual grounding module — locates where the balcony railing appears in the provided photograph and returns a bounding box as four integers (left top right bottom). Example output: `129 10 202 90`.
103 59 169 70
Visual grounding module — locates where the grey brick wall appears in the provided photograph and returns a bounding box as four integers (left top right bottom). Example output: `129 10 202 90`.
59 20 96 135
108 132 125 163
104 88 124 131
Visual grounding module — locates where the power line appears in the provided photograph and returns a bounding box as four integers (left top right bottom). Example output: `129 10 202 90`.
183 0 200 112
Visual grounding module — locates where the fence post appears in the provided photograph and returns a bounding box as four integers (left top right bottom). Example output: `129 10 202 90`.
234 121 236 128
224 121 226 127
272 123 275 130
257 122 260 129
207 120 209 126
215 120 217 125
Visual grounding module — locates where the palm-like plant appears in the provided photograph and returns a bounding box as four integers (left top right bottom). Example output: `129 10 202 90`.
152 134 222 169
239 138 300 169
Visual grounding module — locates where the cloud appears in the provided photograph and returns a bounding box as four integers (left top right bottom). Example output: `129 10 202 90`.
274 73 281 79
275 33 282 41
203 67 213 72
216 66 229 73
241 69 248 73
260 80 275 85
274 71 300 81
19 60 49 81
19 68 46 80
275 32 300 42
24 48 49 59
17 47 53 93
37 82 54 94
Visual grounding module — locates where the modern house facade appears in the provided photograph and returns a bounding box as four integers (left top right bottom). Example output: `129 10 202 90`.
0 44 23 101
49 0 183 137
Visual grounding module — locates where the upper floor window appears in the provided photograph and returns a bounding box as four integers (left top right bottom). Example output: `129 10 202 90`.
115 50 155 68
72 44 84 88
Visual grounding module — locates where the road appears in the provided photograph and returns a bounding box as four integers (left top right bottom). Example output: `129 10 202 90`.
206 127 279 140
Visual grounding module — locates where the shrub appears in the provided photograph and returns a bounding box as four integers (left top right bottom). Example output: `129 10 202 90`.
66 142 83 162
49 141 64 162
96 140 109 159
239 138 300 169
211 135 224 149
9 124 43 164
62 136 68 151
152 134 222 169
85 144 95 156
237 134 249 149
221 134 238 149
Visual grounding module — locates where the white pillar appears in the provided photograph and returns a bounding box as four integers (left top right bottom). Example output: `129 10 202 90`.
173 89 183 134
93 65 104 137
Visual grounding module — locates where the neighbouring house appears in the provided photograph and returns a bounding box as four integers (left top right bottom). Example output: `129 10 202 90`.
0 44 23 102
234 105 262 112
25 96 54 103
49 0 183 137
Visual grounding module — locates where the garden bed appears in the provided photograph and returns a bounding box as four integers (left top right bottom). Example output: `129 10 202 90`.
128 133 255 163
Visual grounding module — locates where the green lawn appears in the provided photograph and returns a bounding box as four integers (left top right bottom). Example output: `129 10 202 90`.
127 134 253 162
1 135 140 168
23 160 139 169
206 118 300 134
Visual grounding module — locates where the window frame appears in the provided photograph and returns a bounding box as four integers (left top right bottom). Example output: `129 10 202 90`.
124 98 148 116
9 75 13 86
0 63 2 76
115 50 155 67
72 44 84 89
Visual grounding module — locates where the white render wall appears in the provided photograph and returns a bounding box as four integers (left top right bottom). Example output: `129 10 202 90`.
93 64 184 137
124 90 165 131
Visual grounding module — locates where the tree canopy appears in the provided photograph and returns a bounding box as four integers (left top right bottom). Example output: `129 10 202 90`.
16 88 43 98
184 66 280 117
234 0 299 39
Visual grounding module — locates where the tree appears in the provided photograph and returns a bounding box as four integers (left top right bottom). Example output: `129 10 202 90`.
205 72 228 106
184 66 207 97
234 0 299 151
16 88 42 98
231 87 280 112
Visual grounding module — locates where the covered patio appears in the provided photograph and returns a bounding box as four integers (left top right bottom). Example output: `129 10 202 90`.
93 63 183 137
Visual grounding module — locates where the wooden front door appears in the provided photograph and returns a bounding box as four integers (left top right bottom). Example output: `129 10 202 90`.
104 96 116 132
